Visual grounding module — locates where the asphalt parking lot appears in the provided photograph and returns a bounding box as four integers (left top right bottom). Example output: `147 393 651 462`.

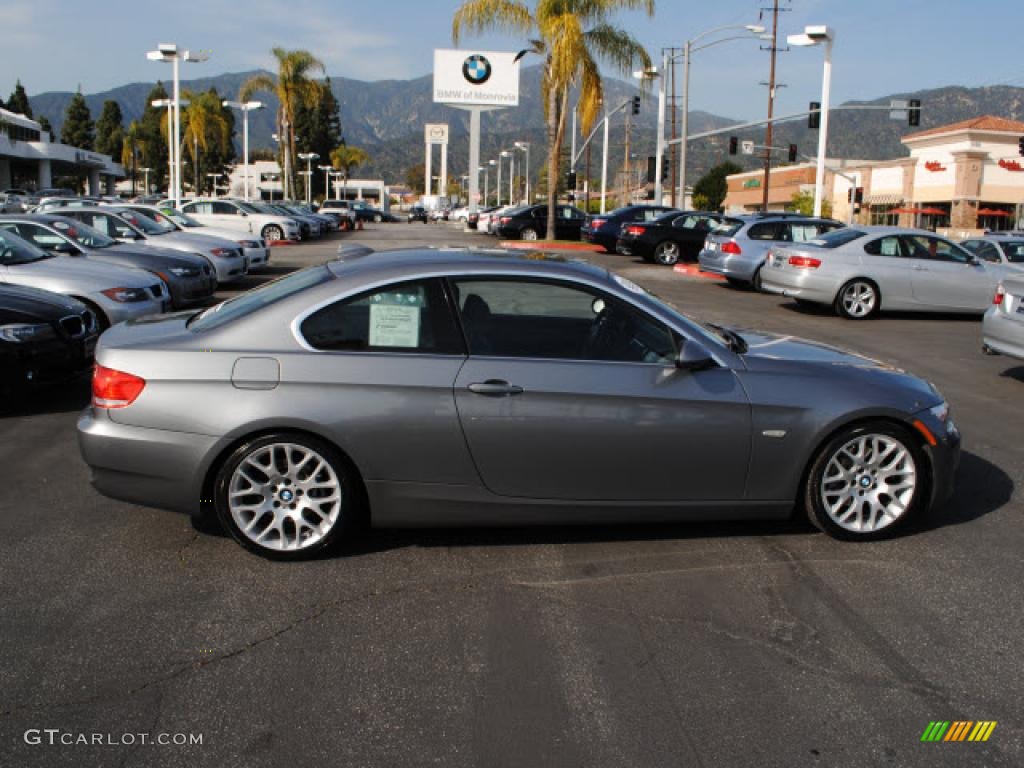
2 220 1022 767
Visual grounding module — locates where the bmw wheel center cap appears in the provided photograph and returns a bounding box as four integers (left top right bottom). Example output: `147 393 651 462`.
463 55 492 85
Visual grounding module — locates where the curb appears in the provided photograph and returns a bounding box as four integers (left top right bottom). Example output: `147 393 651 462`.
268 240 298 247
673 263 726 280
498 241 604 252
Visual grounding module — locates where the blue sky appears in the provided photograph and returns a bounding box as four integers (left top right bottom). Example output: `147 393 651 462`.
3 0 1023 120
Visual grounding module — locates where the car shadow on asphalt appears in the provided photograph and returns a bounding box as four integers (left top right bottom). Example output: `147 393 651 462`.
0 377 91 418
909 449 1013 534
777 300 984 323
998 365 1024 382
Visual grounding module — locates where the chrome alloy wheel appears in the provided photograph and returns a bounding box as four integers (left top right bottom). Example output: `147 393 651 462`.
820 434 917 533
841 281 877 318
228 443 342 551
655 241 680 265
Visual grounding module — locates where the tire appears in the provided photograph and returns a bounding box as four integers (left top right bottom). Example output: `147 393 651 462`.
804 421 927 541
262 225 284 242
75 297 110 330
373 214 382 223
835 279 879 320
653 240 681 266
214 433 357 560
725 277 748 290
751 267 764 292
520 227 539 241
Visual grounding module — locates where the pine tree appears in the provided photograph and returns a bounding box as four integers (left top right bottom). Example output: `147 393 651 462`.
7 80 32 118
294 78 342 199
37 116 54 142
94 100 124 157
138 82 170 191
61 90 94 149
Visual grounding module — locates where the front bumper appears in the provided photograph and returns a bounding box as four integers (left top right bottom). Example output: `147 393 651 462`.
77 408 221 516
101 295 166 324
243 245 270 268
167 273 218 308
982 306 1024 360
914 406 961 509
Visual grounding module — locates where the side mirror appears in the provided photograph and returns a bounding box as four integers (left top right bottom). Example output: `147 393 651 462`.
239 211 248 217
676 340 717 372
966 254 980 266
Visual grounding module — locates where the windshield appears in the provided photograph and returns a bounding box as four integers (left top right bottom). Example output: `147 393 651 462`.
808 228 867 248
1000 241 1024 263
164 210 203 228
112 210 165 236
189 266 333 331
0 229 53 265
237 202 262 214
131 208 178 233
50 218 116 249
712 218 744 237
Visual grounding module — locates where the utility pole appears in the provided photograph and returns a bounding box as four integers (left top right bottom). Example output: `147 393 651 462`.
669 49 678 207
623 110 632 204
761 0 789 211
585 143 592 211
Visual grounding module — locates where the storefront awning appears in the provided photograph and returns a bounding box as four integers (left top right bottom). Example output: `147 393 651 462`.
865 194 903 205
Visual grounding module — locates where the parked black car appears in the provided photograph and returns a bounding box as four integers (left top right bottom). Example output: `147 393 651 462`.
581 204 680 252
408 206 429 223
616 210 726 266
495 204 587 240
0 283 98 394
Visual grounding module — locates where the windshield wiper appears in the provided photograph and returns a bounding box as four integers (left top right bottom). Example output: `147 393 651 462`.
705 323 748 353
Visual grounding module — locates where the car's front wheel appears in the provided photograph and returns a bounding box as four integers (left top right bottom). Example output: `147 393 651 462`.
653 240 680 266
520 227 538 241
214 433 355 560
835 279 879 319
262 225 283 242
373 213 382 223
804 421 925 540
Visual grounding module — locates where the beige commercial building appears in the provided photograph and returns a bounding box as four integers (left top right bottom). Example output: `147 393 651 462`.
723 115 1024 236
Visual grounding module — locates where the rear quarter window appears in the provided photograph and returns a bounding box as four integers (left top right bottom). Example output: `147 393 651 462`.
746 222 781 240
713 219 744 237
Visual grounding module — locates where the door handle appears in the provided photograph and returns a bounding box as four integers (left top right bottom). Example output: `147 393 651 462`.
912 265 926 271
468 379 524 397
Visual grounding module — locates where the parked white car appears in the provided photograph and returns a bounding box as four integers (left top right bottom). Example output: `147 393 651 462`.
179 199 301 243
123 204 270 270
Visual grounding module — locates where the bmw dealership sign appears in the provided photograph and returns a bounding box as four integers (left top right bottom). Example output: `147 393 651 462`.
433 49 520 106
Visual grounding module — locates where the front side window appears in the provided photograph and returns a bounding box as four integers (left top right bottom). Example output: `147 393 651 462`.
184 202 212 215
1000 241 1024 263
0 229 50 265
451 278 676 364
970 242 1003 264
903 235 969 263
300 278 463 354
212 202 238 215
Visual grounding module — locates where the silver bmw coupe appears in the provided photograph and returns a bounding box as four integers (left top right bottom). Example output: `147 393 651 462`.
78 248 960 559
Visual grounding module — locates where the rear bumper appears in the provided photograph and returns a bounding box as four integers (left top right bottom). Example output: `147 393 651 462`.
615 237 651 258
982 307 1024 360
582 231 617 251
698 249 762 281
77 409 221 516
760 267 840 305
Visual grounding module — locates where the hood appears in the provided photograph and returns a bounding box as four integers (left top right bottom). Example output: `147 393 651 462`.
5 254 156 290
735 327 942 407
0 283 86 323
102 243 209 269
146 231 240 251
181 225 255 243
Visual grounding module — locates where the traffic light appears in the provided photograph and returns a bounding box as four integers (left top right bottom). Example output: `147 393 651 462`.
728 136 738 155
788 144 798 162
808 101 821 129
566 170 577 190
661 155 669 179
1019 136 1024 157
646 156 656 184
631 96 640 115
908 99 921 127
847 186 864 204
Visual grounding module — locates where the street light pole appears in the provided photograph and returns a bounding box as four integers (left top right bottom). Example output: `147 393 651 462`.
297 152 320 205
140 167 152 195
601 115 609 214
654 52 668 203
496 156 504 207
679 40 691 208
515 142 530 203
223 101 263 202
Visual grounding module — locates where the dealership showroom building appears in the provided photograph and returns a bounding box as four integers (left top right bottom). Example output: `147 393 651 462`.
723 115 1024 236
0 107 126 194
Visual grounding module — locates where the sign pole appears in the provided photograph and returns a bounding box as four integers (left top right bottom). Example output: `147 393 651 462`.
468 107 481 215
424 142 432 196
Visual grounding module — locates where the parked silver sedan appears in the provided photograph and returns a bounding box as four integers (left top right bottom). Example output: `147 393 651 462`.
78 248 960 559
983 273 1024 360
0 229 165 327
960 234 1024 272
761 226 1012 319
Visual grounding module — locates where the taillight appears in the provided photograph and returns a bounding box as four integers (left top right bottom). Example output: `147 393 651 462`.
92 364 146 408
994 284 1005 305
625 225 646 236
500 217 512 225
591 218 607 229
721 241 742 255
788 255 822 269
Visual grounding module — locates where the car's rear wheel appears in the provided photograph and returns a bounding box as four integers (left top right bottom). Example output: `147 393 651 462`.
725 277 748 289
751 267 764 292
653 240 680 266
804 421 925 540
835 279 879 319
214 433 355 560
520 227 538 241
262 225 283 242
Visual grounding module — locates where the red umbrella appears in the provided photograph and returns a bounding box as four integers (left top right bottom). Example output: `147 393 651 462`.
977 208 1010 217
888 207 926 215
918 207 948 216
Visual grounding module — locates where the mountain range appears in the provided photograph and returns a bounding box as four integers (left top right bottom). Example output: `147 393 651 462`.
25 67 1024 187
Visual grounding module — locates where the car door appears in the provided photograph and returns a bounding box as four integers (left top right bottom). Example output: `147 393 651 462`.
860 235 914 306
72 211 143 244
552 206 581 240
670 214 713 256
294 277 477 486
902 234 994 309
450 276 752 502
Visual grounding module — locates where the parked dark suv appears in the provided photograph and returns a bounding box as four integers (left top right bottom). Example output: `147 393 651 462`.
616 210 725 266
581 204 679 252
495 204 587 240
699 212 844 290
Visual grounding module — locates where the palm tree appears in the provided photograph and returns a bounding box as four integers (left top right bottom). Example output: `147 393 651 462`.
120 120 146 195
179 90 231 194
454 0 653 239
329 144 371 199
239 48 325 200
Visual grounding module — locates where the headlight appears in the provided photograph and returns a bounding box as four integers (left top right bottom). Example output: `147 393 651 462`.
101 287 149 303
929 402 956 434
237 240 259 249
210 247 237 258
0 323 57 343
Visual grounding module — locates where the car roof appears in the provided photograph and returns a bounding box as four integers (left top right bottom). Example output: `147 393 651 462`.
0 212 84 226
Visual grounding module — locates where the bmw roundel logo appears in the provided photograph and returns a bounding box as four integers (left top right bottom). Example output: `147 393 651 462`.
463 54 492 85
